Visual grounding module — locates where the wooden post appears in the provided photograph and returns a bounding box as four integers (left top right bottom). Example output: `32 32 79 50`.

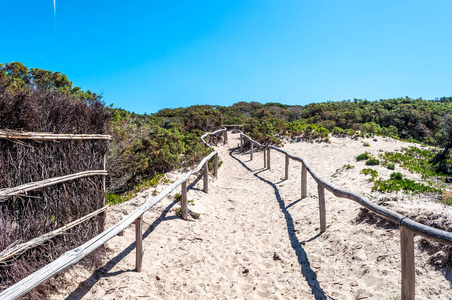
224 130 228 144
102 153 107 197
267 148 271 170
250 142 254 160
181 181 188 220
240 136 243 152
263 146 267 168
400 226 415 300
135 215 143 272
301 164 307 198
285 154 289 180
214 153 219 177
203 161 209 193
318 183 326 233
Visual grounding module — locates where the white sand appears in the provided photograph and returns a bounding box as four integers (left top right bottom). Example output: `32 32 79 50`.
50 133 452 299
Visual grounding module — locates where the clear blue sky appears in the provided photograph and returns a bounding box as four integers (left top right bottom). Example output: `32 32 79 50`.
1 1 451 113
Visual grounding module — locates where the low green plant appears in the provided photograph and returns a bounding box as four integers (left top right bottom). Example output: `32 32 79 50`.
390 172 403 180
363 142 370 147
365 159 380 166
361 168 378 181
373 177 441 194
106 173 167 205
174 193 182 201
356 153 370 161
343 164 355 169
387 163 395 170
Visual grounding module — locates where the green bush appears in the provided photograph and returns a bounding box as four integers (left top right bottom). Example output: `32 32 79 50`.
390 172 403 180
356 153 370 161
366 159 380 166
387 163 395 170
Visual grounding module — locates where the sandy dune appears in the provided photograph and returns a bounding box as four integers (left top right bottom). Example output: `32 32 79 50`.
50 133 452 299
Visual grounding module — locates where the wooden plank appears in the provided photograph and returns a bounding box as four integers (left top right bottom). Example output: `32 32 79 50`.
0 170 108 202
203 161 209 193
250 142 254 160
214 153 219 178
400 226 415 300
135 216 143 272
0 129 111 140
318 183 326 233
0 206 108 263
301 164 307 199
181 181 188 220
285 154 289 180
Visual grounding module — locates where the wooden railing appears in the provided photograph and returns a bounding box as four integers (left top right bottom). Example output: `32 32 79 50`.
0 127 227 300
239 132 452 300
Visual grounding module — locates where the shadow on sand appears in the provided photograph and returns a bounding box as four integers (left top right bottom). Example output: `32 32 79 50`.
229 148 329 300
65 200 179 299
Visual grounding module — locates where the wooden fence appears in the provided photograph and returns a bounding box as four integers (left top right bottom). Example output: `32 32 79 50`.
0 128 227 300
239 132 452 300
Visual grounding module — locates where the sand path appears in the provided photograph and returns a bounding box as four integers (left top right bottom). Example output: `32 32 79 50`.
52 133 452 299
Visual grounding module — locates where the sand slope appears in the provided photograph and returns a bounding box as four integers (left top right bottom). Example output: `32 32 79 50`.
51 133 452 299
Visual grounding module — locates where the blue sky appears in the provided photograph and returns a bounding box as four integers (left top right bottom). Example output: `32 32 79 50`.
1 1 451 113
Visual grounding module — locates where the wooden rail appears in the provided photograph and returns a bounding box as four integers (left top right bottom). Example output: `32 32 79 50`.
0 128 226 300
0 206 108 263
0 129 112 140
240 132 452 300
0 170 108 201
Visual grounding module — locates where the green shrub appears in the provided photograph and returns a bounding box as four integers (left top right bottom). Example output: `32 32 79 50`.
387 163 395 170
343 164 355 169
357 153 370 161
361 168 378 181
373 178 441 194
365 159 380 166
390 172 403 180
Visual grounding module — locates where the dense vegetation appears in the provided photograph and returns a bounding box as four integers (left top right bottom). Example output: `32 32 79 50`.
0 62 108 296
4 62 452 198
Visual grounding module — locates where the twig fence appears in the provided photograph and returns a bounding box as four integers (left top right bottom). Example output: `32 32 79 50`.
0 130 111 266
0 127 228 299
239 132 452 300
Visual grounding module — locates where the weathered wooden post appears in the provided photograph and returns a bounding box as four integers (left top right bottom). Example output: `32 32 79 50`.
181 181 188 220
102 153 107 199
267 147 271 169
224 130 228 144
285 154 289 180
135 215 143 272
318 183 326 233
301 164 307 198
214 153 219 177
203 161 209 193
400 226 415 300
240 135 243 152
250 142 254 160
263 146 267 168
